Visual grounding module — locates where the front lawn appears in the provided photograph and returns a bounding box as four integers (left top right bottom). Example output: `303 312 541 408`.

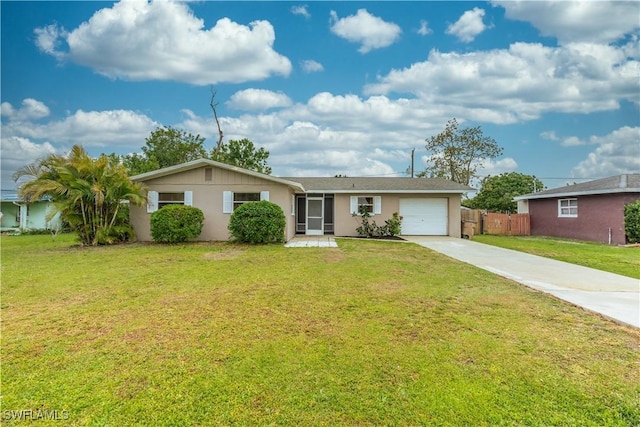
2 235 639 425
473 235 640 279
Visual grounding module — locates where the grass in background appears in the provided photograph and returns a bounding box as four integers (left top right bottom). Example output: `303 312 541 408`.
2 234 639 426
473 235 640 279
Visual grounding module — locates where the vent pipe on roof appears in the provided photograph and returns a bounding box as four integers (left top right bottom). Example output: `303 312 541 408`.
620 174 627 188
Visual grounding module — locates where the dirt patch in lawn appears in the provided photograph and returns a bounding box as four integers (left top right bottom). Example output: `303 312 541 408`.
324 249 346 263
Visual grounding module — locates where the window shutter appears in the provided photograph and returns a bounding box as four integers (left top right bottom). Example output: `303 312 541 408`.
147 191 158 213
373 196 382 215
184 191 193 206
260 191 270 201
223 191 233 214
350 196 358 214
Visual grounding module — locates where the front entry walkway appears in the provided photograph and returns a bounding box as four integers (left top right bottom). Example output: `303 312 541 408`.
403 236 640 328
285 235 338 248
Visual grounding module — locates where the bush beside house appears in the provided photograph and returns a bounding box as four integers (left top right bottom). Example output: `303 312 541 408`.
624 200 640 243
150 205 204 243
354 206 402 238
228 201 285 244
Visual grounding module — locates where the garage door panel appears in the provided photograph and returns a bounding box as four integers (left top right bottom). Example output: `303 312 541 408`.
400 198 448 235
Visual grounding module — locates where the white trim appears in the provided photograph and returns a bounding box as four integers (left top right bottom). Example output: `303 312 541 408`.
307 189 469 194
351 195 379 215
373 196 382 215
131 158 304 191
223 191 233 214
558 198 578 218
260 191 270 202
350 196 358 214
184 191 193 206
515 187 640 200
306 196 324 235
147 191 158 213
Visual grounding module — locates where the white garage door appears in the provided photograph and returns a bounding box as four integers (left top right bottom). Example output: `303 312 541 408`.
400 198 448 235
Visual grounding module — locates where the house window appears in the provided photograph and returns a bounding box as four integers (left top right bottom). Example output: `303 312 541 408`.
558 198 578 217
350 196 382 215
233 193 260 210
147 191 193 213
158 192 185 209
357 197 374 214
223 191 269 214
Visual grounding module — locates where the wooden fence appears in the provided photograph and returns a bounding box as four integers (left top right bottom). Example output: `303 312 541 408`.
483 213 530 236
461 208 482 224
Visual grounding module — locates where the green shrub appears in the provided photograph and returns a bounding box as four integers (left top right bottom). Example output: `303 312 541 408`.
624 200 640 243
385 212 403 237
354 207 402 238
228 201 285 244
150 204 204 243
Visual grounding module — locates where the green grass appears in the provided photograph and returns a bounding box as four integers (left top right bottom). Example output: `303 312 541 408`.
473 235 640 279
2 234 639 426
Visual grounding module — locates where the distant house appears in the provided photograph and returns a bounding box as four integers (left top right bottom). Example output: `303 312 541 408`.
515 174 640 245
129 159 474 242
0 190 62 232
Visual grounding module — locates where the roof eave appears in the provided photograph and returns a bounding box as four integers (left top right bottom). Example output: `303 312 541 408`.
131 159 305 192
515 187 640 200
301 189 473 194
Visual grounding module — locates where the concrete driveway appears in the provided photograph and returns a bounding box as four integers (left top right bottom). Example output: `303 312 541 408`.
403 236 640 328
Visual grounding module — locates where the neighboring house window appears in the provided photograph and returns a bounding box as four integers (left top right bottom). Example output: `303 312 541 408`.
350 196 382 215
223 191 270 213
558 198 578 217
147 191 193 213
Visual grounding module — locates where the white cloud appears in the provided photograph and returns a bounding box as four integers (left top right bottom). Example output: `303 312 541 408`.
173 92 451 178
493 1 640 44
301 59 324 73
540 131 559 141
417 20 432 36
291 5 310 19
329 9 402 54
1 137 58 187
34 24 66 59
364 40 639 123
446 7 489 43
1 99 50 121
34 1 291 84
571 127 640 178
3 107 158 148
561 136 585 147
227 89 293 111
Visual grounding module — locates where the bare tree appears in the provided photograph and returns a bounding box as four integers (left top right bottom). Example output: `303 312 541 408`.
210 89 224 154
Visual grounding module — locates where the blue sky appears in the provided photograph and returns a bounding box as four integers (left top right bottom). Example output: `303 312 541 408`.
2 1 639 191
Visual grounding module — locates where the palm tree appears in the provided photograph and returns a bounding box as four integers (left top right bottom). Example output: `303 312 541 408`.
14 145 146 245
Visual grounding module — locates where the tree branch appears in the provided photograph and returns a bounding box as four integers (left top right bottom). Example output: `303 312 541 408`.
210 89 224 154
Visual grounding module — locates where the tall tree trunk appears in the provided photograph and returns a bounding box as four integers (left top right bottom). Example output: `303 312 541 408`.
210 89 224 154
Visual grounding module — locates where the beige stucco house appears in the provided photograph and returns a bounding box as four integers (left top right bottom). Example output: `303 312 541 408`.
130 159 473 242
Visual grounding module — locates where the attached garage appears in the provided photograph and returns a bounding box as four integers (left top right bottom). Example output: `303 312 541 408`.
400 198 448 235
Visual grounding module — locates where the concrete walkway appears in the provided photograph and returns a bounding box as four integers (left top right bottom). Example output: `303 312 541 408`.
403 236 640 328
285 236 338 248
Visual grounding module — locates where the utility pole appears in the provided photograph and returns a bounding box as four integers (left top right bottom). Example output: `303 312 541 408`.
410 148 415 178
